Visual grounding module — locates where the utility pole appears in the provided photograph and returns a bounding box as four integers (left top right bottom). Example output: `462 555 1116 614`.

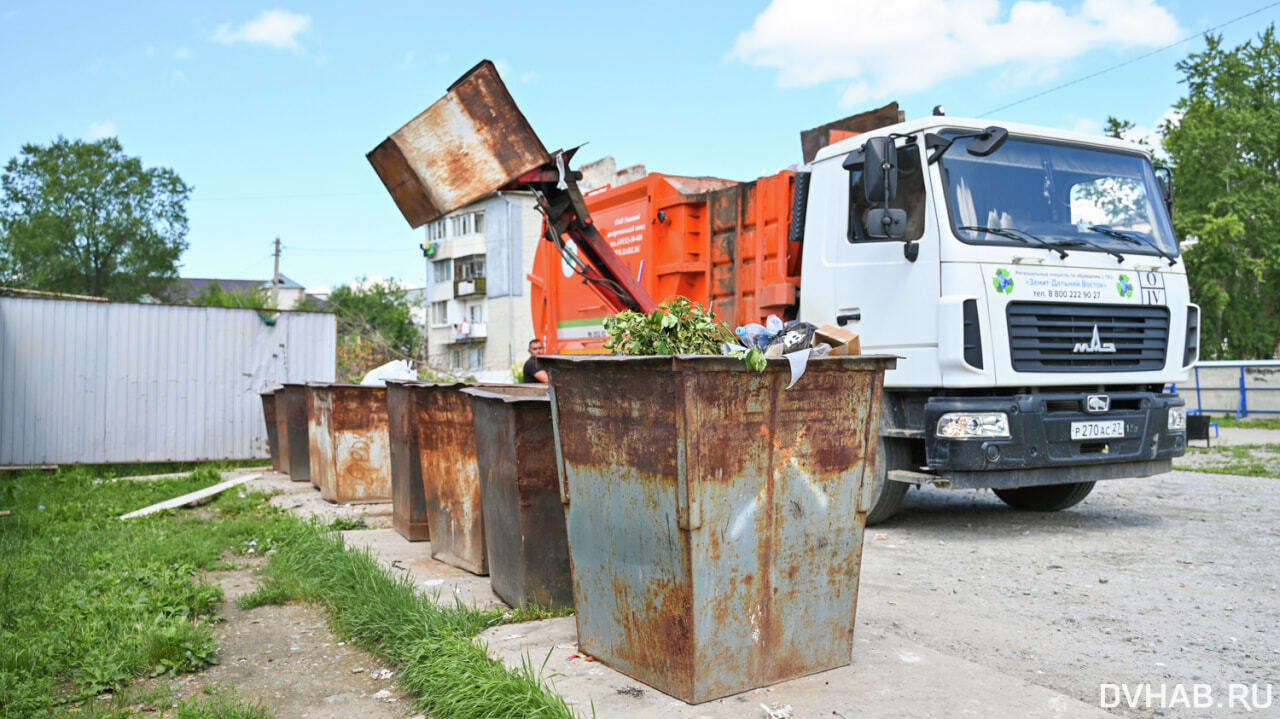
272 236 282 308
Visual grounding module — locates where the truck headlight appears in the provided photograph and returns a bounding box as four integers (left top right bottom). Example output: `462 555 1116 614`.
1168 407 1187 431
936 412 1010 439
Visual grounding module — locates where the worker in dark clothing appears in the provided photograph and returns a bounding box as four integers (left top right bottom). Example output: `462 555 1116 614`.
522 338 548 383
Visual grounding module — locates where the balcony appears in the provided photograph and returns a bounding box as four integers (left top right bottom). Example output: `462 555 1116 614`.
451 322 487 342
454 277 486 298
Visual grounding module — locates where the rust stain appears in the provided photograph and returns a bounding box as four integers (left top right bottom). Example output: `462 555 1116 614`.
310 385 391 504
413 383 487 575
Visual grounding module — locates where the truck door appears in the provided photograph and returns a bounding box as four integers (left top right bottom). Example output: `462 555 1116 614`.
813 141 941 386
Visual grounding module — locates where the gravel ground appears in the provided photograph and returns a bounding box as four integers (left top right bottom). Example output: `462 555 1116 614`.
860 455 1278 717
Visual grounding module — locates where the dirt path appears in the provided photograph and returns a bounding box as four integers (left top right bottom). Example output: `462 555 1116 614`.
147 561 421 719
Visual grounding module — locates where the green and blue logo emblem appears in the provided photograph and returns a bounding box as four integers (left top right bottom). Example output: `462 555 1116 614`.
1117 274 1133 298
992 268 1014 294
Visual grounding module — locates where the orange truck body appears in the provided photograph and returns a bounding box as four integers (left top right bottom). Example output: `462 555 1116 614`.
530 171 801 353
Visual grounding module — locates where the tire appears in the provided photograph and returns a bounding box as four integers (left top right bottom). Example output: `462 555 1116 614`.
993 481 1096 512
866 437 912 525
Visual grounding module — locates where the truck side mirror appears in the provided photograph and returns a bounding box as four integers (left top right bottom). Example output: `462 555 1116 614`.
966 126 1008 157
1154 166 1174 219
862 136 898 205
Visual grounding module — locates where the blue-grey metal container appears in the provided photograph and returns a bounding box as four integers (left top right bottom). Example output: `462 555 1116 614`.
543 354 894 704
464 384 573 610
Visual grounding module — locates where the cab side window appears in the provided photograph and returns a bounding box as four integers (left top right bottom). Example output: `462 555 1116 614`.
848 144 926 242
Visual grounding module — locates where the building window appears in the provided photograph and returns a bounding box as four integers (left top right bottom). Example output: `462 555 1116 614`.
432 260 452 283
431 300 448 326
450 211 484 237
467 303 485 324
451 349 462 371
455 255 485 281
468 346 483 370
427 219 448 241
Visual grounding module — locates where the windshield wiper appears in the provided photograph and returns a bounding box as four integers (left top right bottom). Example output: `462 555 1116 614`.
959 225 1068 259
1088 225 1177 267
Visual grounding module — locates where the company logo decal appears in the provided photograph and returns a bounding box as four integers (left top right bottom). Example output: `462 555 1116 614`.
1117 274 1134 298
1074 325 1117 354
993 268 1014 294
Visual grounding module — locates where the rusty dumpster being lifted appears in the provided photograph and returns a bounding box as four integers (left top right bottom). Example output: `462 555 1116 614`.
277 384 311 482
387 380 429 541
307 384 392 504
463 384 573 610
543 354 894 704
259 389 280 472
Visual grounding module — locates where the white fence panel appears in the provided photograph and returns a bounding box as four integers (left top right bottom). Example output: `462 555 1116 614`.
0 297 336 465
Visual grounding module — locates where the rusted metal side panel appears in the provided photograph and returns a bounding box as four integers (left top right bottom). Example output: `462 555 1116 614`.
413 383 488 575
387 381 429 541
274 389 292 476
310 385 391 504
260 391 280 472
308 386 334 496
544 354 893 704
467 386 573 609
367 60 550 228
281 384 311 482
544 357 693 700
685 363 881 700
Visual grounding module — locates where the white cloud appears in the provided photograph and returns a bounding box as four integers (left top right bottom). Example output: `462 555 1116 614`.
1071 116 1102 135
87 121 117 140
212 9 310 50
172 46 192 60
520 70 539 84
732 0 1182 108
398 49 415 71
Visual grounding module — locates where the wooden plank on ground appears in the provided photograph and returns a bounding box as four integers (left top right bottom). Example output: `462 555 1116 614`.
119 474 260 519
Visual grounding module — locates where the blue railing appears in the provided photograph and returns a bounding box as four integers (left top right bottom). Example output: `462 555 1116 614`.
1171 360 1280 419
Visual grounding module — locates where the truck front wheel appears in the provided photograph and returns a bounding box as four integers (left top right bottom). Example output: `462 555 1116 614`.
993 482 1095 512
866 437 911 525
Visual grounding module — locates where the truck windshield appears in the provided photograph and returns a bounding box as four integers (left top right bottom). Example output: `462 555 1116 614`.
938 133 1177 258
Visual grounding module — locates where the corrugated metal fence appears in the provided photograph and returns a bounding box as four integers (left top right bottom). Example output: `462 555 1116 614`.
0 297 336 465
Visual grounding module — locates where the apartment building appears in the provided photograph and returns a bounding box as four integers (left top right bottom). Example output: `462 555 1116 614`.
422 192 544 382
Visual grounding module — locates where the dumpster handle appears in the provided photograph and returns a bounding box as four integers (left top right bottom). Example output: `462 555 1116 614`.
549 384 570 506
676 372 702 530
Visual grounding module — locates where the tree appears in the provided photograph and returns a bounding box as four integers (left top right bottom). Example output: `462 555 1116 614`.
325 279 424 382
0 137 191 301
1162 26 1280 359
189 280 270 310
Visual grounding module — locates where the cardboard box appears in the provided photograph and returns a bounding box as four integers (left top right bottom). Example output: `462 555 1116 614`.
815 324 861 356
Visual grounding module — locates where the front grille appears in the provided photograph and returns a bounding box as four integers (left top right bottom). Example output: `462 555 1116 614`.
1007 302 1169 372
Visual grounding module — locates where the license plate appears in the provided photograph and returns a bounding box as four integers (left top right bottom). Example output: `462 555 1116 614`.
1070 420 1125 440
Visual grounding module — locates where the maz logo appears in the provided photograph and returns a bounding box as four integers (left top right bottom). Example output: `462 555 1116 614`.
1074 325 1116 354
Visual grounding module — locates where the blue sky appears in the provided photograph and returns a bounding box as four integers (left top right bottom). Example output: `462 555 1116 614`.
2 1 1277 293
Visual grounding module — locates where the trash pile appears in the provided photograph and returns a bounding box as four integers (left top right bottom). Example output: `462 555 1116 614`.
723 315 861 388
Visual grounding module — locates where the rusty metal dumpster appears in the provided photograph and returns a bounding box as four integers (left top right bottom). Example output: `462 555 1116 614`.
463 385 573 610
411 383 489 574
543 354 894 704
277 384 311 482
307 384 392 504
387 380 429 541
259 390 280 472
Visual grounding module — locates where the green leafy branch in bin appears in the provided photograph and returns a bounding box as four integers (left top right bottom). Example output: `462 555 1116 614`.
602 296 767 370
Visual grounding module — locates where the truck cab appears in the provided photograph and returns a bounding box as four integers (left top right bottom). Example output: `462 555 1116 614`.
803 118 1195 521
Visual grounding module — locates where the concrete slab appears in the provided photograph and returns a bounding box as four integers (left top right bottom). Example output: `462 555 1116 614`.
477 617 1113 719
343 524 1109 718
341 528 504 610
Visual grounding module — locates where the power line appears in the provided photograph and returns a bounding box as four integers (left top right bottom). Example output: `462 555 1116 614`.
980 1 1280 117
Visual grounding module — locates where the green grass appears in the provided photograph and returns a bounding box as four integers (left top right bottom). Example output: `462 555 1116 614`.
0 466 289 715
1182 443 1280 477
239 525 579 718
2 465 580 718
1210 415 1280 430
72 683 272 718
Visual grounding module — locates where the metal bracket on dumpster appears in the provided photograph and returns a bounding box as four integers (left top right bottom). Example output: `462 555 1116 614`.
508 150 659 315
548 385 570 506
675 381 701 530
